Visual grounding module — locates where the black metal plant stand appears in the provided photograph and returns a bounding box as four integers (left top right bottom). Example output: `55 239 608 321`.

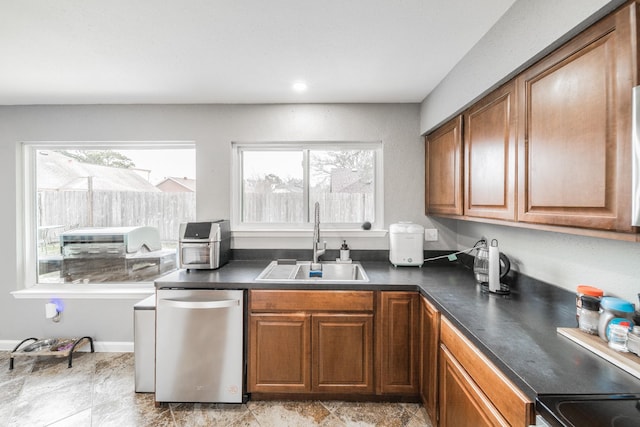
9 336 94 370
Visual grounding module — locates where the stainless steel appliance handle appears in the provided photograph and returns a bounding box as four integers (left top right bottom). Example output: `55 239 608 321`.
161 298 240 309
633 85 640 226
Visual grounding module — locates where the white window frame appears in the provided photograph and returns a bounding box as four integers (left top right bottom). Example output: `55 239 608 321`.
231 141 384 232
14 140 195 299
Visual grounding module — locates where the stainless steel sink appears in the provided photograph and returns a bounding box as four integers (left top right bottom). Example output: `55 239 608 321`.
255 260 369 283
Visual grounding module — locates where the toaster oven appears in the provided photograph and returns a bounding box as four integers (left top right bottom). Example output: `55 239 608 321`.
178 220 230 270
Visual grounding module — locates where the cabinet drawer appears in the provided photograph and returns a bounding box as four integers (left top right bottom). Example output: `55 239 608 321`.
440 345 509 426
249 290 374 312
441 318 534 426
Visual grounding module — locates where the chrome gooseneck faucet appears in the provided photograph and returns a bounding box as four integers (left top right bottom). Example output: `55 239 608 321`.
312 202 326 266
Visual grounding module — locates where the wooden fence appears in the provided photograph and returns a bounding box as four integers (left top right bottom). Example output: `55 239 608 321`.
38 191 196 242
243 192 374 223
38 191 371 244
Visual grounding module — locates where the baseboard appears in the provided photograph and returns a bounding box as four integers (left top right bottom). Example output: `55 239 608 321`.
0 339 134 352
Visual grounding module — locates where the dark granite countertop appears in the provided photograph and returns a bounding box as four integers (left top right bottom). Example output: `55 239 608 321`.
155 259 640 400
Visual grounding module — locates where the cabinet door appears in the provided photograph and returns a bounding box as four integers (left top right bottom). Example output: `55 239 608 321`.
464 82 516 220
516 5 636 231
420 297 440 423
425 116 464 216
439 345 509 427
248 313 311 393
312 314 374 393
440 318 534 426
377 291 420 395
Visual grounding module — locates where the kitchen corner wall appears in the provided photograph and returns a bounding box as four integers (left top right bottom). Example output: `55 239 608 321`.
419 0 625 133
0 103 455 343
421 0 640 304
451 220 640 306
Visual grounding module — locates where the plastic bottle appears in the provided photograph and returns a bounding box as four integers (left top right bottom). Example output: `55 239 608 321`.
340 240 350 261
578 295 600 335
576 285 603 326
598 297 635 342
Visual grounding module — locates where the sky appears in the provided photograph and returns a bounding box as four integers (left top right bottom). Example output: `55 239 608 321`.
120 148 195 184
242 151 302 181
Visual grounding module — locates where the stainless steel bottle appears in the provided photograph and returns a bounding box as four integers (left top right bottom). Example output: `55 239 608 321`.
473 239 490 284
473 239 510 286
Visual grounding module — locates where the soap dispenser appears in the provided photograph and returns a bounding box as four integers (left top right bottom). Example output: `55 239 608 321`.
339 240 351 262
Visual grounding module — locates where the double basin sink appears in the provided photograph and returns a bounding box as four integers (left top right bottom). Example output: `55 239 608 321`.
255 260 369 283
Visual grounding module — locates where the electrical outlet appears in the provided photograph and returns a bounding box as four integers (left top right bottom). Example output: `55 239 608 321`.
425 229 438 241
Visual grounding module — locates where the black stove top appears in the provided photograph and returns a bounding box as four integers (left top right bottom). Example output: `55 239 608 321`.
537 394 640 427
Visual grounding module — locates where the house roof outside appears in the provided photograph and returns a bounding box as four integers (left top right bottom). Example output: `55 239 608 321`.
156 177 196 192
37 150 159 192
330 168 372 193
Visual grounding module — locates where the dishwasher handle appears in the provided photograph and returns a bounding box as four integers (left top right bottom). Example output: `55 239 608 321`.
161 298 240 310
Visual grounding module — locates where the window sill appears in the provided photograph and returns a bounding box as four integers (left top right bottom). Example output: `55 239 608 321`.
11 283 155 300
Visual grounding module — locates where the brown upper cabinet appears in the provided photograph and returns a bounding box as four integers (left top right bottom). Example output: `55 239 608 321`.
425 1 640 236
425 116 464 216
516 3 637 231
464 82 517 221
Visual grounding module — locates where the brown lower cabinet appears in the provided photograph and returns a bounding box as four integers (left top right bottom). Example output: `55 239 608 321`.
440 345 510 426
247 290 418 398
248 313 312 393
420 296 440 423
248 289 534 426
312 313 374 393
439 317 535 427
247 290 375 395
377 291 420 395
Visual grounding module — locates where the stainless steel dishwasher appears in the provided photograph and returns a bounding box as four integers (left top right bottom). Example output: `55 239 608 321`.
155 289 245 403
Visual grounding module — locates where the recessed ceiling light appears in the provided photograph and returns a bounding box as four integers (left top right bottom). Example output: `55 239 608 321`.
292 81 308 92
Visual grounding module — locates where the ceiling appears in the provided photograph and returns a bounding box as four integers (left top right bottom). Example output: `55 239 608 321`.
1 0 517 105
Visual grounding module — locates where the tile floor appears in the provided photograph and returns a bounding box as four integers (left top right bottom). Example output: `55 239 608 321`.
0 352 434 427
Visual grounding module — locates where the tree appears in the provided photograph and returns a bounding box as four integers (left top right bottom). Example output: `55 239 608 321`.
58 150 136 169
311 150 374 189
254 173 283 193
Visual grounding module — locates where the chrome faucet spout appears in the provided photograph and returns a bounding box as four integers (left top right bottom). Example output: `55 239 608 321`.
312 202 325 264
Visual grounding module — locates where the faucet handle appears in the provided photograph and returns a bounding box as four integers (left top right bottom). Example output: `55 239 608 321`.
317 241 327 257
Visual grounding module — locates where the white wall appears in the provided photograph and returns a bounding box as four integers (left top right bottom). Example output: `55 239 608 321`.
421 0 640 304
420 0 625 133
0 103 457 344
446 219 640 305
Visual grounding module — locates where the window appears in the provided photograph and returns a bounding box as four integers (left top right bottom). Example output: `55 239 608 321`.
23 143 196 286
232 142 382 229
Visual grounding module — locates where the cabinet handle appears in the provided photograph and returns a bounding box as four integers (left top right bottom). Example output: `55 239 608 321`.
161 299 239 309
